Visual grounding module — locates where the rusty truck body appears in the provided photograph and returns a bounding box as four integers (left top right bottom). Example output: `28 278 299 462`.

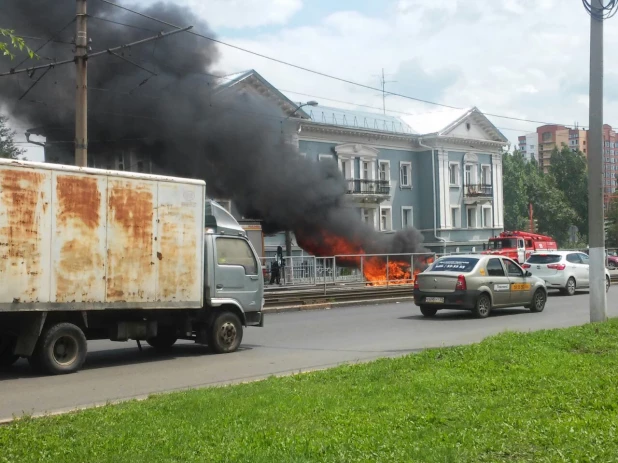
0 159 264 375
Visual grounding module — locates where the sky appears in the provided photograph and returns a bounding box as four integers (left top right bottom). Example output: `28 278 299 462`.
9 0 616 160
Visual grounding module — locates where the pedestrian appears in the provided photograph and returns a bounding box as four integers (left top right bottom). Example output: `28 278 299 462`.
270 259 280 285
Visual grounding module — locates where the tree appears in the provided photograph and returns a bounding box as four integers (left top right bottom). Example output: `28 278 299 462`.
0 116 25 160
549 145 588 242
0 29 35 60
502 149 578 246
606 199 618 248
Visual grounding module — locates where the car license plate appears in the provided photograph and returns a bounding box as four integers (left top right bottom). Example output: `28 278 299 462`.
425 297 444 303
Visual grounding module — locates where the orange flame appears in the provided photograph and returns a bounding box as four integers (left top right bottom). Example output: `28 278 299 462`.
296 231 433 286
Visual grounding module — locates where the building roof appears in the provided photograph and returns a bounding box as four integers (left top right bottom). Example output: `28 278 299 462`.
305 104 417 135
403 107 508 143
210 69 311 119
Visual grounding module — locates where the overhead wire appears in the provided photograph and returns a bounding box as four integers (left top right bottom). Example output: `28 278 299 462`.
11 17 76 71
95 0 581 128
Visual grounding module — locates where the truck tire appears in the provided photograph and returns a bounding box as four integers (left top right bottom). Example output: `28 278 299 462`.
146 329 178 351
472 293 491 319
208 312 243 354
0 336 19 368
419 306 438 317
29 323 87 375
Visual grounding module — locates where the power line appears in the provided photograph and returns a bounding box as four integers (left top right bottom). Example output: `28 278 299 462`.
11 18 76 71
94 0 592 130
88 14 159 32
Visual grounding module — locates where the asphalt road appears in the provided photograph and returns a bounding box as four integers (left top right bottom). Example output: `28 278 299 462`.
1 291 617 421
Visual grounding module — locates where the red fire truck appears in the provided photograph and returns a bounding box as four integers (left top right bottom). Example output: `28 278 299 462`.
482 231 558 264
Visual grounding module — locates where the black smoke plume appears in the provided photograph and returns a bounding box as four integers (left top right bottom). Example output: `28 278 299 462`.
1 0 426 255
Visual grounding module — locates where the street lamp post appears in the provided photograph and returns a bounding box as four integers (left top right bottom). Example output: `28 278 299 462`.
284 101 318 258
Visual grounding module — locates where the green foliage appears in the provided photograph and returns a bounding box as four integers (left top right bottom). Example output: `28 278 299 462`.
549 145 589 241
4 320 618 462
0 116 25 160
605 200 618 247
503 149 579 245
0 28 36 60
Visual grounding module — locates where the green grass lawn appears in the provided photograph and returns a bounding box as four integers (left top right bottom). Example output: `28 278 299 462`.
3 320 618 463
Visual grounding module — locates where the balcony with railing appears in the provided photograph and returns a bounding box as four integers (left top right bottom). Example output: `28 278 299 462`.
464 183 493 201
345 179 391 199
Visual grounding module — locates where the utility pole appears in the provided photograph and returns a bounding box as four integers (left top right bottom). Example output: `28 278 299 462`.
75 0 88 167
588 0 607 322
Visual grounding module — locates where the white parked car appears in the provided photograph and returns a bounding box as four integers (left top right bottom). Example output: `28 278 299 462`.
523 251 610 296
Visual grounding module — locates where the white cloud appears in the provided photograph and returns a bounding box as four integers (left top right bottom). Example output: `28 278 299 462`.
212 0 613 146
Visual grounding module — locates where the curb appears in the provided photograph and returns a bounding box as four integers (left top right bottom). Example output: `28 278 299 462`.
263 296 416 313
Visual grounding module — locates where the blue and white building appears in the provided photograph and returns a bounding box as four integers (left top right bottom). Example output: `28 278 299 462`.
210 70 508 254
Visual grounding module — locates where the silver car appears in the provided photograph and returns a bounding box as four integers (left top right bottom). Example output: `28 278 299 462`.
413 254 547 318
523 251 611 295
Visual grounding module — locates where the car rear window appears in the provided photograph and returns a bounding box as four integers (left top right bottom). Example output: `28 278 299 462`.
430 257 479 272
527 254 562 264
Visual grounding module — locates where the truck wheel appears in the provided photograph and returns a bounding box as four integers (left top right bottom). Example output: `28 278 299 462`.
529 288 546 313
419 306 438 317
0 336 19 368
29 323 87 375
146 330 178 351
208 312 243 354
472 293 491 319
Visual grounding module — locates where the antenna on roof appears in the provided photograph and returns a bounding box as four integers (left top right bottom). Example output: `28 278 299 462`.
374 68 396 115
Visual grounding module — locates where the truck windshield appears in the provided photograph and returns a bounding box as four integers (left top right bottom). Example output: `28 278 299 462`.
430 257 479 272
526 254 561 264
488 238 516 250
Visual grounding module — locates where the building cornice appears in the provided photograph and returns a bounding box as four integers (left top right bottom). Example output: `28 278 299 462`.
300 122 415 143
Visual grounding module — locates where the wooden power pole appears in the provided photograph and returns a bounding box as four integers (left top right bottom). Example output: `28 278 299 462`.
75 0 88 167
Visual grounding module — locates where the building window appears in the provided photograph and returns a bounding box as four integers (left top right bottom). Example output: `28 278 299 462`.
449 162 460 186
482 206 492 228
542 132 552 142
362 161 370 180
451 206 461 228
464 164 476 186
378 161 390 181
400 162 412 188
466 206 477 228
402 207 413 228
116 152 125 171
380 207 392 231
481 164 491 185
340 159 352 179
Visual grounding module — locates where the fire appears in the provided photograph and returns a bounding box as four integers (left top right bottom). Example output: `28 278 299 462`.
296 231 434 286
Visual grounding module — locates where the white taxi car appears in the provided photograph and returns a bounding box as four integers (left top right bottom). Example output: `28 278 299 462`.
523 251 610 296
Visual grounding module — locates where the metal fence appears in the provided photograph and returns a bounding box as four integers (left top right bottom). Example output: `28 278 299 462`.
262 252 437 289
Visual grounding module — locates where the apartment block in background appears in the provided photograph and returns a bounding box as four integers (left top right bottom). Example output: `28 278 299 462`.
517 132 538 162
537 125 569 173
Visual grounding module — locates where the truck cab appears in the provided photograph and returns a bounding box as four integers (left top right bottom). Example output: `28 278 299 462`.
203 200 264 324
483 231 558 264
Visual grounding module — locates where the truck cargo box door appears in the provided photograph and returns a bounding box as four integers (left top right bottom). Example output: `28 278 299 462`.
214 237 260 311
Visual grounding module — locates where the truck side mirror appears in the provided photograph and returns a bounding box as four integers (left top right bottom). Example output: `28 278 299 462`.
525 271 532 277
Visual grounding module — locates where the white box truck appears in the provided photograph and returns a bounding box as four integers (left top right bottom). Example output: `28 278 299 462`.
0 159 264 375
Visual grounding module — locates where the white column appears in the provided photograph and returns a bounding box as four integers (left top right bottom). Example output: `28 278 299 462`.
438 149 449 228
492 154 503 228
